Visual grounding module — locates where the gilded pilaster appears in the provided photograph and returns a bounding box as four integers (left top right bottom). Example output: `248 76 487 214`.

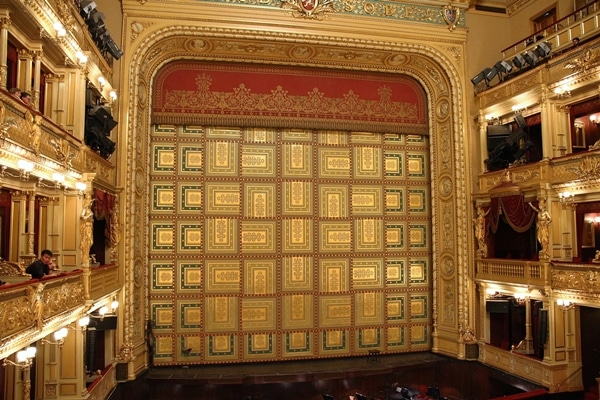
0 14 11 89
17 49 33 94
31 49 42 112
554 104 571 157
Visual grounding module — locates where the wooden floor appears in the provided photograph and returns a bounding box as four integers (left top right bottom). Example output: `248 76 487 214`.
144 352 446 384
110 352 545 400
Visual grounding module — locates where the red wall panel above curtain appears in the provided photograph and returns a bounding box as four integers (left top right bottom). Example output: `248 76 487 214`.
152 61 428 134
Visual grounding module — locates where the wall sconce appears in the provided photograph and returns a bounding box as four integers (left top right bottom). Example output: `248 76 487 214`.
554 85 571 98
98 76 106 89
17 159 34 180
557 299 575 311
558 191 575 208
590 114 600 127
485 114 500 125
52 172 65 189
69 316 91 331
41 327 69 348
109 90 117 104
75 181 87 195
63 181 87 196
53 22 66 39
92 300 119 321
2 347 36 368
514 293 529 305
512 104 527 114
75 51 88 65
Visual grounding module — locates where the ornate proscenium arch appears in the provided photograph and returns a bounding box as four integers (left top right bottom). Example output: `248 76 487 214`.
122 27 469 368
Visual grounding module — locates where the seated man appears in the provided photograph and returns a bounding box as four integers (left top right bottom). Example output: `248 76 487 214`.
26 249 57 279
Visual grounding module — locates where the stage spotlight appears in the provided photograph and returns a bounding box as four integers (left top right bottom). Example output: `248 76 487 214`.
494 60 513 74
471 71 486 85
512 54 526 69
484 67 499 82
523 50 539 66
89 105 118 132
106 38 123 60
535 41 552 58
79 0 97 15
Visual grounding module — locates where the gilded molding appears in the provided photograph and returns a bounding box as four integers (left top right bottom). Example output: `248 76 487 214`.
281 0 335 19
41 280 85 320
175 0 469 26
552 268 600 294
506 0 535 17
0 287 38 341
130 21 154 42
124 21 469 361
568 155 600 181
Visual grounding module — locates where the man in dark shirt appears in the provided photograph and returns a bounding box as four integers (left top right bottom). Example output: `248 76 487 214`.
26 249 56 279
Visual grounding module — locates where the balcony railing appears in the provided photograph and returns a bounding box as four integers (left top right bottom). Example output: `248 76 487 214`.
477 0 600 94
501 0 600 61
0 89 117 189
0 271 85 359
476 258 548 287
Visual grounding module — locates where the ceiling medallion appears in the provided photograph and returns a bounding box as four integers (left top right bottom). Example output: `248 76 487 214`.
281 0 335 20
442 5 460 32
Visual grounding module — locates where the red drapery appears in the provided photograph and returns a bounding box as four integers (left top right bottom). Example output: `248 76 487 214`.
485 179 537 234
487 196 537 234
93 189 115 241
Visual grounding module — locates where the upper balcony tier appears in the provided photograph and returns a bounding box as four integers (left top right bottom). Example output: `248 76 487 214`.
475 1 600 105
0 90 117 190
0 263 120 360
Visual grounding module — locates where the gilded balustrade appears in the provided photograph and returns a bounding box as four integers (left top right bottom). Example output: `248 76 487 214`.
477 150 600 196
0 92 116 189
86 365 117 400
476 258 548 287
552 261 600 301
0 272 85 359
480 343 575 393
89 264 120 300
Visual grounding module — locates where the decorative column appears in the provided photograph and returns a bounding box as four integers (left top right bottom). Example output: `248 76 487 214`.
522 299 534 354
74 64 89 142
474 204 489 258
478 111 488 173
553 104 571 157
26 190 36 257
80 173 95 300
532 196 551 261
31 49 42 111
110 194 121 263
0 13 11 89
17 48 33 93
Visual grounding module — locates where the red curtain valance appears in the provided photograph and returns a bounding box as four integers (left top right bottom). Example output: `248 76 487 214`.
93 189 115 220
152 61 428 134
487 195 537 234
93 189 116 245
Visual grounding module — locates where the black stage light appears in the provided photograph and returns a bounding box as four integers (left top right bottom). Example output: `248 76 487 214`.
471 71 485 85
512 54 526 69
79 0 97 15
523 50 539 66
106 38 123 60
495 60 513 74
484 67 499 82
535 41 552 58
514 113 527 129
85 126 115 159
89 105 118 132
